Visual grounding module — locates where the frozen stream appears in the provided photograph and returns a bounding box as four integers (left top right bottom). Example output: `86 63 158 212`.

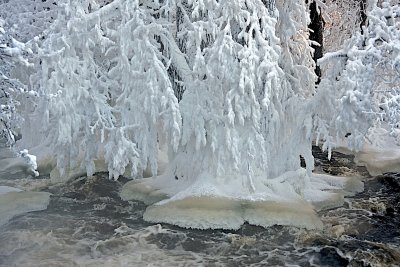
0 146 399 266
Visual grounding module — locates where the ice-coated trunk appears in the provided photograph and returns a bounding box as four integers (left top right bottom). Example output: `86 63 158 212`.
308 1 324 82
262 0 276 14
360 0 368 33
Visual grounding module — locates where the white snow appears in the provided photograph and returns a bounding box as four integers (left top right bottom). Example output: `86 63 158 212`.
19 149 39 177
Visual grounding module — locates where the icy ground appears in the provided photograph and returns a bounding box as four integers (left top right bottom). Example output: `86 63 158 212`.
0 146 399 266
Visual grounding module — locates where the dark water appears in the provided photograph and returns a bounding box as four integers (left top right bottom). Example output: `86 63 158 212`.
0 147 399 266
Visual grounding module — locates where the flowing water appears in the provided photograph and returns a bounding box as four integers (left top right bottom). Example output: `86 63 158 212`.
0 147 399 266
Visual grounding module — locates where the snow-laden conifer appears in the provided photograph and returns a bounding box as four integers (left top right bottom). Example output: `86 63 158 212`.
20 0 182 181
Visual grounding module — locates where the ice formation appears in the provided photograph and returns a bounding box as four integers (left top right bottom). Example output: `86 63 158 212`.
121 168 363 229
355 148 400 176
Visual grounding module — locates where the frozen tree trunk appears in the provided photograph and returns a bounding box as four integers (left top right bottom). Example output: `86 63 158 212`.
308 1 324 83
262 0 276 14
359 0 368 33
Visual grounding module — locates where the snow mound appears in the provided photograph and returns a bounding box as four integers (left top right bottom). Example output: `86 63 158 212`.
19 149 39 177
121 170 362 230
0 190 51 226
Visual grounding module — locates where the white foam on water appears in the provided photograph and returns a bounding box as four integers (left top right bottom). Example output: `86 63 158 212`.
0 224 203 267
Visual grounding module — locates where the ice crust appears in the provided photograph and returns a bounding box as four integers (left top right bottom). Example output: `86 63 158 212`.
0 190 51 226
121 170 363 230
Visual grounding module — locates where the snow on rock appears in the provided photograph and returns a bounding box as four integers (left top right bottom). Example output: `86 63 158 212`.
0 190 51 227
0 149 40 179
19 149 39 177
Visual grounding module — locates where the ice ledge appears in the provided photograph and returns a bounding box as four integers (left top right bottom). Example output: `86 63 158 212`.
121 171 363 230
144 197 323 230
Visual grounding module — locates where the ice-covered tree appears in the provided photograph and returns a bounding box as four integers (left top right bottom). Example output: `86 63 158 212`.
18 0 182 181
129 0 335 229
315 0 400 148
0 0 59 42
8 0 399 229
0 17 41 176
0 18 35 146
